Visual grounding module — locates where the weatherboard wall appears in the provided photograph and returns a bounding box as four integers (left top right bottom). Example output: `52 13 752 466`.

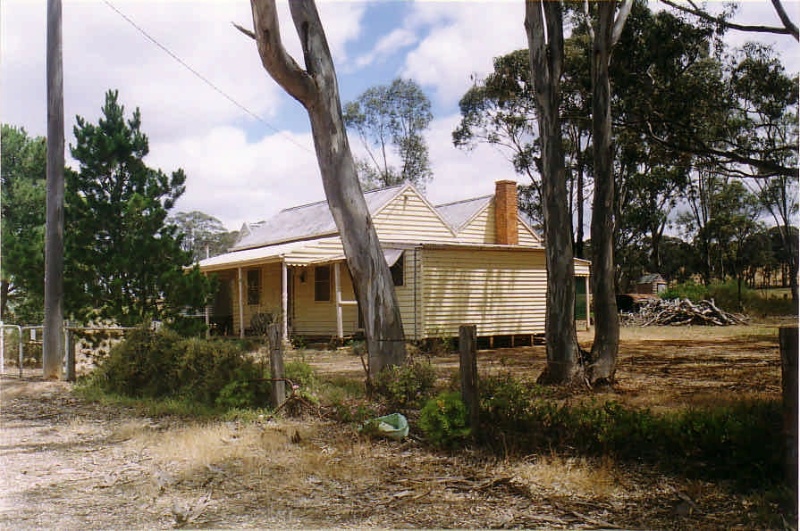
420 247 548 338
290 263 359 337
372 189 456 243
455 201 542 247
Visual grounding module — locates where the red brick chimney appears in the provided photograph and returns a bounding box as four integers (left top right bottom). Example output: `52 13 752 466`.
494 180 518 245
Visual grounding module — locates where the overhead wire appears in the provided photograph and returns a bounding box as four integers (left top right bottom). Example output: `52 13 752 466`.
102 0 312 154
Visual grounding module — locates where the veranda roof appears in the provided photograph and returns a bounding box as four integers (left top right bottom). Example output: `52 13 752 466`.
198 237 406 272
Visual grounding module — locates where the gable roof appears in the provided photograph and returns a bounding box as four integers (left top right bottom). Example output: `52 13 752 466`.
233 184 407 251
638 273 666 284
434 195 493 233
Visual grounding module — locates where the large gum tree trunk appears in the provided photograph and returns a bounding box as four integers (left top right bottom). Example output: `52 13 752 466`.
587 0 631 385
588 1 619 384
525 1 582 385
244 0 405 376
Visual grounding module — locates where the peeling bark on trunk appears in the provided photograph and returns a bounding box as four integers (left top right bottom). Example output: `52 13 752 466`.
588 1 619 384
246 0 405 376
525 1 582 385
587 0 630 385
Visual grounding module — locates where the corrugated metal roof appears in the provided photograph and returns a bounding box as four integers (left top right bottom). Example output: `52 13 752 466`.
198 236 407 271
232 184 407 251
638 273 666 284
197 240 318 271
434 195 493 232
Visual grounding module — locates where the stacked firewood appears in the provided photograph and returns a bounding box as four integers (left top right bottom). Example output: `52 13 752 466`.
620 298 748 327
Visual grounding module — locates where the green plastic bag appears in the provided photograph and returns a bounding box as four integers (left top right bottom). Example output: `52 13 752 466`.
359 412 409 440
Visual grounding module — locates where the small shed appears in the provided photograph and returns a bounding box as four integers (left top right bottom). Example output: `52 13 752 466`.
636 274 667 295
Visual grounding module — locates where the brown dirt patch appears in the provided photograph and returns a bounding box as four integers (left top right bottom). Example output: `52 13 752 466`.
0 321 793 529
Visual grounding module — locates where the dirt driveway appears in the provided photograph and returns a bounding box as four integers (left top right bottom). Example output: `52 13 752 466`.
0 321 792 529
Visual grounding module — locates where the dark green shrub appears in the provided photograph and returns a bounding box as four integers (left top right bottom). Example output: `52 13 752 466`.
168 315 208 338
419 392 471 448
284 359 317 389
97 327 183 398
177 337 266 406
216 379 261 409
95 328 269 409
660 281 708 302
373 358 437 409
475 372 782 491
479 373 549 449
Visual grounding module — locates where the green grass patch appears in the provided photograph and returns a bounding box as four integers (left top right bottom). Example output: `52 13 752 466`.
74 380 220 418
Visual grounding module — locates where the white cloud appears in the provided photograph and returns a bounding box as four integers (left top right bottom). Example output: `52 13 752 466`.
4 0 794 236
2 2 283 142
401 3 528 106
148 126 325 229
424 113 522 206
354 27 418 69
1 1 368 142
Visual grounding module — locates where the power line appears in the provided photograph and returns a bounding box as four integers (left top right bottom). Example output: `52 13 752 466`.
102 0 312 154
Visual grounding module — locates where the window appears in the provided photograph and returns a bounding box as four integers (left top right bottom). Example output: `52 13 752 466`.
247 269 260 305
390 253 404 287
314 265 331 302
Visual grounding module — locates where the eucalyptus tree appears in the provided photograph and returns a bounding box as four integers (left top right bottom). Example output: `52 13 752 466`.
170 211 238 262
524 0 583 384
731 43 799 302
755 173 799 302
452 43 592 255
344 78 433 190
608 1 716 282
236 0 405 376
660 0 798 41
678 172 764 290
453 49 540 189
581 0 632 384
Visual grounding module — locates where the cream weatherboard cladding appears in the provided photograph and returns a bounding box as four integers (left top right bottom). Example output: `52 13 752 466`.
457 201 542 247
198 180 591 341
420 247 548 337
372 188 456 243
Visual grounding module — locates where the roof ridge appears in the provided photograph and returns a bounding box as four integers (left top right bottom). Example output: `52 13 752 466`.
435 194 493 208
278 183 407 213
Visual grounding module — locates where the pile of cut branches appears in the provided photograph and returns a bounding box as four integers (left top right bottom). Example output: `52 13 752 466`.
620 298 748 327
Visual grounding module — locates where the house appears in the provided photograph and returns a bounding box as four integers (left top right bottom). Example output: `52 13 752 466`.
635 273 668 295
197 180 591 343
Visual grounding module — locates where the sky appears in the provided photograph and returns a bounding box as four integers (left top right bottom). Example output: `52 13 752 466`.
2 0 798 232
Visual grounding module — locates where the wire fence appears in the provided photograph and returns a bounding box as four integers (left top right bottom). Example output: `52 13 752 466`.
0 323 137 380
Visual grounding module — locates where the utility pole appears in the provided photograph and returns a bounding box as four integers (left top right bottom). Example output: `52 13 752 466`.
43 0 65 379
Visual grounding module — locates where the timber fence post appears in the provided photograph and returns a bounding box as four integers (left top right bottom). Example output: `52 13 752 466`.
780 325 798 508
268 323 285 409
65 325 75 382
459 324 479 437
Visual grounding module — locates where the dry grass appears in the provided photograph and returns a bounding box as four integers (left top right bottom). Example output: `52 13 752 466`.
510 454 623 499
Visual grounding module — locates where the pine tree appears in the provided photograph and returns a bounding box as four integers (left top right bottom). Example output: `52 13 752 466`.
0 125 47 322
65 90 211 330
